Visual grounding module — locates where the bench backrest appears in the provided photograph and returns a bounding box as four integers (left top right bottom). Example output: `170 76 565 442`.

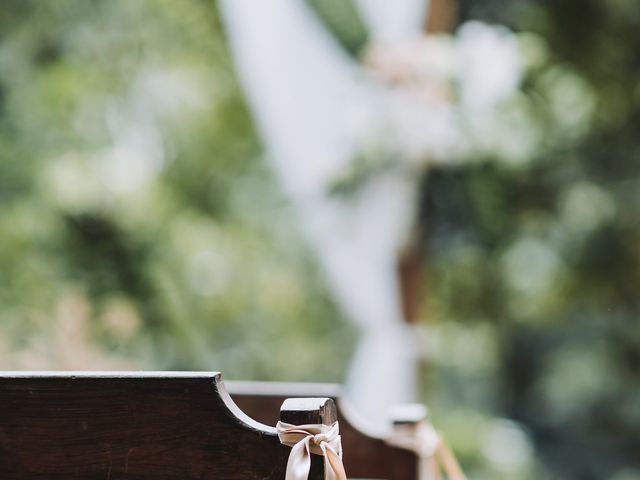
227 380 420 480
0 372 334 480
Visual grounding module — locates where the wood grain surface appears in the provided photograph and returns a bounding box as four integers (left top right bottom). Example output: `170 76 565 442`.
0 372 332 480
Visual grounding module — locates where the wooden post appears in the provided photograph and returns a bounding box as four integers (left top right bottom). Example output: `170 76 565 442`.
280 397 338 480
396 0 460 401
391 403 428 427
424 0 458 34
391 404 432 480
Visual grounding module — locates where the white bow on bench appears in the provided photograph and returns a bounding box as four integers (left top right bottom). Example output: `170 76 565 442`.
276 421 347 480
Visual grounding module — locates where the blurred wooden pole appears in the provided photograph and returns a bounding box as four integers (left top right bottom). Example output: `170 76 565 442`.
398 0 458 323
424 0 458 34
396 0 458 401
398 240 425 326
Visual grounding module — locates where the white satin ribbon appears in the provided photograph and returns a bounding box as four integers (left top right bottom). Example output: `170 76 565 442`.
276 421 347 480
387 422 466 480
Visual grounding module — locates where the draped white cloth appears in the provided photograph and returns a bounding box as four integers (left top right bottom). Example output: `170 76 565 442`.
219 0 430 421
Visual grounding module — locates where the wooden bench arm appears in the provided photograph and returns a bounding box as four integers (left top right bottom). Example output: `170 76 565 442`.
0 372 334 479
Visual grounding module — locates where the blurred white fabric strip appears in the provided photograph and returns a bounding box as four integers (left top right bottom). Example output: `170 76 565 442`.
219 0 427 421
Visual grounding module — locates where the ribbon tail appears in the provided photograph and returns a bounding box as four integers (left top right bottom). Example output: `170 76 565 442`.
436 440 466 480
286 437 313 480
431 456 442 480
321 444 347 480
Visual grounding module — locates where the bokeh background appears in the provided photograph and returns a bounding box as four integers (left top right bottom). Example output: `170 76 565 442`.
1 1 639 479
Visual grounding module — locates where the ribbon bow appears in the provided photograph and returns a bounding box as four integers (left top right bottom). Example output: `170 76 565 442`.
276 421 347 480
387 422 466 480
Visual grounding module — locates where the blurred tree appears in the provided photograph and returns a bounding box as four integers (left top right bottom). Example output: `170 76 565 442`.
416 1 640 478
1 1 639 479
0 0 353 378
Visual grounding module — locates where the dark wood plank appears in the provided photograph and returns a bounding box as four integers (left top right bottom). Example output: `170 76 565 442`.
280 397 337 425
0 372 331 480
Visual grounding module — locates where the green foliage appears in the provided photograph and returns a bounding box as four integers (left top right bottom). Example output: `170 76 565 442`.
0 0 354 378
1 1 639 479
417 1 640 478
306 0 369 58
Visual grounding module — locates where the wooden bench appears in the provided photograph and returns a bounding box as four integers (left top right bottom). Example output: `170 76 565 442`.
228 380 423 480
0 372 337 479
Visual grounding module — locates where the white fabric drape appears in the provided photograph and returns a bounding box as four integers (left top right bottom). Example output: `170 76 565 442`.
219 0 429 421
